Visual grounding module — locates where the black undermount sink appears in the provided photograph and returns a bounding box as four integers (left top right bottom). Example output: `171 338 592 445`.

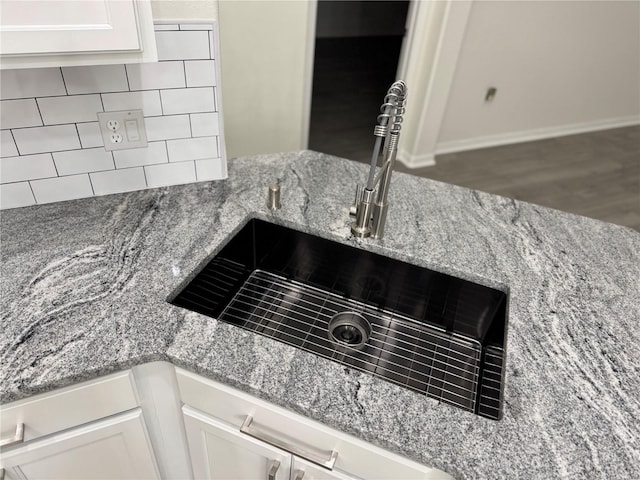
169 219 508 420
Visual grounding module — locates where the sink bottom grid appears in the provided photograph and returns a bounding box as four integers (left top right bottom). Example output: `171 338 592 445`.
219 270 483 415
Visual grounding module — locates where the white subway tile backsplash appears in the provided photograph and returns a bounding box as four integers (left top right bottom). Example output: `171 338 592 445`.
0 153 57 183
0 21 225 209
90 167 147 196
190 113 220 137
113 141 168 169
102 90 163 117
209 31 216 60
161 88 214 115
167 136 217 162
195 158 226 181
156 31 210 60
62 65 129 94
185 60 216 87
126 61 186 91
37 95 103 125
0 182 36 209
1 131 18 158
53 148 114 176
31 174 93 204
145 115 191 141
76 122 104 148
13 125 81 155
0 99 43 129
145 161 196 188
0 68 66 100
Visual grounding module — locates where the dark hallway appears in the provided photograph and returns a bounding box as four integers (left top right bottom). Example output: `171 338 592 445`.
308 1 410 162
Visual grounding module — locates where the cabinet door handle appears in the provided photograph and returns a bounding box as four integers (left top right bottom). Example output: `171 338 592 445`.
267 460 280 480
293 470 305 480
241 416 338 470
0 467 5 480
0 423 24 448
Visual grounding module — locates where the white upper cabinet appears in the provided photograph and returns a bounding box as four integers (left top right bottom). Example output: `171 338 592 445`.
0 0 157 69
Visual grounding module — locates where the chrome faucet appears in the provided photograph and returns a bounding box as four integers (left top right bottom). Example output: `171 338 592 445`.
350 80 407 239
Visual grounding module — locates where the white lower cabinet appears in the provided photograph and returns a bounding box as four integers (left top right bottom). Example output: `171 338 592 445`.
177 367 452 480
0 363 453 480
292 457 358 480
0 409 159 480
0 371 160 480
184 406 293 480
183 405 356 480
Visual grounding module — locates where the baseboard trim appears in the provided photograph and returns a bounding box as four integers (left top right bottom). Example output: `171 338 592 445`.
435 115 640 156
397 149 436 168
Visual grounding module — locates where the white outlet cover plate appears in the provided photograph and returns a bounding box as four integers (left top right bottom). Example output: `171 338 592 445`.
97 110 148 151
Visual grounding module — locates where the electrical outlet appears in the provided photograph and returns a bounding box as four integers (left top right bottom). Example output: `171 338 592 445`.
107 120 120 131
97 110 147 151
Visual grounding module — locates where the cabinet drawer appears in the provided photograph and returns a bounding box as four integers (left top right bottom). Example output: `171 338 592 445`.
176 368 449 480
0 370 138 445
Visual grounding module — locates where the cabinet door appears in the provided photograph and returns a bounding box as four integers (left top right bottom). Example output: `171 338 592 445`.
292 457 359 480
183 405 292 480
0 409 160 480
0 0 156 69
1 0 140 55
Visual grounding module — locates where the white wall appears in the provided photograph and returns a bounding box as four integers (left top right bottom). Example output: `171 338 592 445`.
151 0 313 159
397 0 469 168
150 0 218 20
217 0 314 158
435 0 640 152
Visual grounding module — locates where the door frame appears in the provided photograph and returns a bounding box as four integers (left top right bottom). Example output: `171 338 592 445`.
301 0 473 168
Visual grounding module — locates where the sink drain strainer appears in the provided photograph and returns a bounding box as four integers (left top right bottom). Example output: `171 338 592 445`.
328 312 371 350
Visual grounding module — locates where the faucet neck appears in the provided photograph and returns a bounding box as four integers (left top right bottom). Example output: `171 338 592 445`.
350 81 407 240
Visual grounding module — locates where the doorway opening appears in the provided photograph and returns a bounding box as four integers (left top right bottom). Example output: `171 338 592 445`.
308 0 411 162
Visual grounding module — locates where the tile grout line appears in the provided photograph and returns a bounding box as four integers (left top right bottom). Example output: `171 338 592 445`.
50 152 60 177
182 60 188 89
34 97 46 129
9 129 21 156
159 89 165 116
142 164 149 188
27 180 38 204
73 124 83 151
59 68 69 95
124 65 131 92
86 172 96 196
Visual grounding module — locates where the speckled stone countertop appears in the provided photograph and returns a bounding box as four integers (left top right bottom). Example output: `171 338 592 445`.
1 151 639 479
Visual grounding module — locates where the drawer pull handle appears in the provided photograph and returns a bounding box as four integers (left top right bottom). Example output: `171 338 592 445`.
0 423 24 448
0 467 5 480
293 470 305 480
240 416 338 470
267 460 280 480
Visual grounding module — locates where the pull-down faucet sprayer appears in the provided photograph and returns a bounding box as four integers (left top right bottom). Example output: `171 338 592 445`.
350 80 407 239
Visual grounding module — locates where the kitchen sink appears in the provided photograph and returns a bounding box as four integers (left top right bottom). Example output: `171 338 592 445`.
169 219 508 420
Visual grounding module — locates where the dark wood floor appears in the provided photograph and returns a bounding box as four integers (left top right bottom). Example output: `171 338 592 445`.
338 127 640 231
394 126 640 232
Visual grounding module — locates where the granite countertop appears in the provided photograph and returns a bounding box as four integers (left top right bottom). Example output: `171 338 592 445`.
1 151 639 479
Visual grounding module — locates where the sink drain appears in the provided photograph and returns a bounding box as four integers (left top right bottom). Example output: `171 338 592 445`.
328 312 371 350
